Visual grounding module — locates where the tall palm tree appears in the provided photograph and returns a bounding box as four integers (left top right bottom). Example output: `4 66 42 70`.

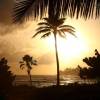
33 16 76 86
19 55 37 86
13 0 100 23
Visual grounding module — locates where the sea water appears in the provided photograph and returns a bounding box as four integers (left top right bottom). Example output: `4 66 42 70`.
14 75 97 87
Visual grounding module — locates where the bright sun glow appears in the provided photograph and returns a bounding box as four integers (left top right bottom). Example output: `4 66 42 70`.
45 32 89 68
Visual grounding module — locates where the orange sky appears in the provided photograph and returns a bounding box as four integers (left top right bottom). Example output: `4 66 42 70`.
0 0 100 75
0 18 99 75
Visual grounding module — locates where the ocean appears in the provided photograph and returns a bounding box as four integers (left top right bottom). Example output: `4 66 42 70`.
14 75 97 87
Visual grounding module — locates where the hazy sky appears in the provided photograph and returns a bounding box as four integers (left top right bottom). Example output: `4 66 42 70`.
0 0 100 75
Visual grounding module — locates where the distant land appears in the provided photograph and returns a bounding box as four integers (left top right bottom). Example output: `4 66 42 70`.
60 68 79 76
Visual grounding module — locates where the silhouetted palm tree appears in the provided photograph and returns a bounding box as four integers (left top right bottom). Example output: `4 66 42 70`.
13 0 100 23
33 17 76 86
19 55 37 86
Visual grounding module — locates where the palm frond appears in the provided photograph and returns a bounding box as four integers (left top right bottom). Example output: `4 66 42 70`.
32 29 50 38
59 25 75 29
38 22 50 26
20 64 25 69
57 30 66 38
62 0 98 19
68 32 77 37
13 0 100 23
36 26 51 31
43 18 49 21
41 32 51 38
54 18 66 26
67 31 77 37
60 28 76 37
96 0 100 18
19 61 24 63
31 60 37 65
58 18 66 22
43 17 55 27
60 28 75 33
13 0 35 23
13 0 49 23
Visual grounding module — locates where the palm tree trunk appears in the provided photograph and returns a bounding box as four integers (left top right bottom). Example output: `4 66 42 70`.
28 70 32 86
54 34 60 86
29 73 32 86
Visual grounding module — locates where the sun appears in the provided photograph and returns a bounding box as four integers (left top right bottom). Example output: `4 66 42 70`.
45 32 89 68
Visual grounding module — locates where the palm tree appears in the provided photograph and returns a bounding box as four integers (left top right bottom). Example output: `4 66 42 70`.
13 0 100 23
19 55 37 86
32 16 76 86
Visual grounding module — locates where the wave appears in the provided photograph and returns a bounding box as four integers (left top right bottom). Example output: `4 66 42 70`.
14 75 97 87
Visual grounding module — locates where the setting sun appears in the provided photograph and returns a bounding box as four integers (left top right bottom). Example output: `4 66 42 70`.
46 32 88 62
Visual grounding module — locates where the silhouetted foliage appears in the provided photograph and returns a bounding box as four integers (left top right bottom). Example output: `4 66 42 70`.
78 49 100 80
78 65 92 79
13 0 100 23
0 58 15 93
33 16 76 86
19 55 37 86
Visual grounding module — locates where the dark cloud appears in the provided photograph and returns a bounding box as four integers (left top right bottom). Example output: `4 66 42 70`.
0 0 16 35
0 20 32 36
0 0 14 24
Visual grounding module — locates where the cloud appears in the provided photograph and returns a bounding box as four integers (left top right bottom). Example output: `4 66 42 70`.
0 24 15 35
0 0 17 35
0 0 14 24
38 53 55 65
0 0 38 36
0 40 16 62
